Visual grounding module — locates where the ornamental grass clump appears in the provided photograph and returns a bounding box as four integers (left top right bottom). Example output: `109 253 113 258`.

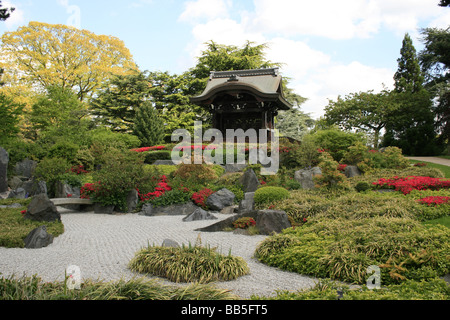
128 238 249 283
255 216 450 285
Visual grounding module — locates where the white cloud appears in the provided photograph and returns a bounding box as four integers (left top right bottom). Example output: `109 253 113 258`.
247 0 449 40
2 0 25 30
294 61 395 118
265 38 331 78
179 0 231 23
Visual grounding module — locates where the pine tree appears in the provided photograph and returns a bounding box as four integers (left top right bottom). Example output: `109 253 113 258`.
133 101 165 147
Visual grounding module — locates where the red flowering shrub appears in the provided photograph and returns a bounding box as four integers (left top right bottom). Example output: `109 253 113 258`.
372 176 450 195
191 188 214 208
80 183 96 199
337 164 347 172
132 146 166 153
233 217 256 229
138 175 172 202
70 165 89 175
417 196 450 206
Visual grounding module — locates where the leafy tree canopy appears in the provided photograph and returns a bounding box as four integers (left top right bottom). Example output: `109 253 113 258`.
0 21 138 101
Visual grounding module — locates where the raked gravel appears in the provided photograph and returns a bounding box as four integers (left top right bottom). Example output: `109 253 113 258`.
0 208 318 299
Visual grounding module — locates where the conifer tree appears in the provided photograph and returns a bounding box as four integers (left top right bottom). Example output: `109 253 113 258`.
383 33 441 155
133 101 165 147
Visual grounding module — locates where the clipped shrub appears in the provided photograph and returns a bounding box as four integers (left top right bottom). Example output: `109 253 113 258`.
355 181 372 192
88 128 141 150
128 239 249 283
311 129 365 162
254 186 290 206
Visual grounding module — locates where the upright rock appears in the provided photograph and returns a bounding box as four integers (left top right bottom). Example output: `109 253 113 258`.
14 159 37 180
126 189 139 213
24 225 54 249
344 165 361 178
294 167 322 189
0 148 9 193
24 194 61 222
238 169 260 193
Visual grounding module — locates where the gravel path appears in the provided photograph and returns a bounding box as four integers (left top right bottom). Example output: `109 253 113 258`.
0 209 317 299
407 156 450 167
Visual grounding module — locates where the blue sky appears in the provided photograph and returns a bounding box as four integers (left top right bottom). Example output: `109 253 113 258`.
1 0 449 119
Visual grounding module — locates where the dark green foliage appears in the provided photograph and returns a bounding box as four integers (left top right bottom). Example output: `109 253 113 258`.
310 129 365 162
133 102 165 147
91 148 145 211
383 33 441 156
146 189 192 208
144 151 172 164
0 93 24 144
90 72 151 133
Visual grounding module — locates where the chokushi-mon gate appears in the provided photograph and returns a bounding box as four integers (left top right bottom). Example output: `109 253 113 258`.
190 68 292 139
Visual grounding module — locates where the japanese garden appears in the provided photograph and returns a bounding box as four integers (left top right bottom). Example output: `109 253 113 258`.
0 2 449 302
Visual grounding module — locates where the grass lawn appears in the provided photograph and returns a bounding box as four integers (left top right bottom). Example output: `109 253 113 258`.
408 160 450 178
0 199 64 248
423 215 450 228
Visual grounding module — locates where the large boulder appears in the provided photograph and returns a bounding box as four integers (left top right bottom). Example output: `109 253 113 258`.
14 159 37 179
0 147 8 193
256 210 291 235
344 165 361 178
183 207 217 222
205 188 235 211
22 179 48 197
24 194 61 222
24 225 54 249
294 167 322 189
238 169 260 193
7 187 26 199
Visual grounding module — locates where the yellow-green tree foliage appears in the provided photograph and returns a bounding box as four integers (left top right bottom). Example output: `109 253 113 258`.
0 21 138 101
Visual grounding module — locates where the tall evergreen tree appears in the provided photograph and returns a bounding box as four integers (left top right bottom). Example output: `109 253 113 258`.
383 33 441 155
133 101 165 147
394 33 425 94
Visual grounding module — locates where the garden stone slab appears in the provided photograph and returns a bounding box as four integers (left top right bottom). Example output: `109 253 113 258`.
196 209 291 235
7 187 26 199
139 202 198 216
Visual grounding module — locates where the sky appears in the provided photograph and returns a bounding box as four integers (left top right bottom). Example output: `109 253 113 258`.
0 0 449 119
